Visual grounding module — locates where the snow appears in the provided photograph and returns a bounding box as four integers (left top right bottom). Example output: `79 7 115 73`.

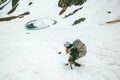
0 0 120 80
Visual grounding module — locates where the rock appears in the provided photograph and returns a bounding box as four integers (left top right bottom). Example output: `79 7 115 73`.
72 18 86 25
58 52 62 54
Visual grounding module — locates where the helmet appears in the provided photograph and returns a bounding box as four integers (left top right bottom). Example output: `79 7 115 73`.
64 41 71 47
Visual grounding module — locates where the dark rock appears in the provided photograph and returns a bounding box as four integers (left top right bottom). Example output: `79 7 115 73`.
7 4 18 14
64 7 83 18
28 2 33 6
58 0 87 8
12 0 19 7
107 11 111 14
0 11 30 22
58 52 62 54
58 0 87 15
72 18 86 25
0 0 11 10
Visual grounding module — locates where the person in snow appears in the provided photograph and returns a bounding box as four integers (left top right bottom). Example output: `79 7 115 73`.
64 39 87 66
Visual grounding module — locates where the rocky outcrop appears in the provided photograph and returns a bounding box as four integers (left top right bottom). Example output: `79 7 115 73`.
72 18 86 25
58 0 87 8
0 0 11 10
58 0 87 15
106 19 120 24
0 0 19 14
0 11 30 22
0 0 33 15
64 7 83 18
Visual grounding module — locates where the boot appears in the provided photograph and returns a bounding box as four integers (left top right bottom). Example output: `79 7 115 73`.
74 62 81 67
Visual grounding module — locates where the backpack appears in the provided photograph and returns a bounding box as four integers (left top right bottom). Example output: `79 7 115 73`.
72 39 87 58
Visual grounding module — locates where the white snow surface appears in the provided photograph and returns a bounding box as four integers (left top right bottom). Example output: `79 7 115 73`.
0 0 120 80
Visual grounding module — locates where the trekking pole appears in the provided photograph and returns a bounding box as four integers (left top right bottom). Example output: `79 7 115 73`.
70 64 73 70
70 61 74 70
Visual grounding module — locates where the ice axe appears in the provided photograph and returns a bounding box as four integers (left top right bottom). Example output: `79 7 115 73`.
70 61 74 70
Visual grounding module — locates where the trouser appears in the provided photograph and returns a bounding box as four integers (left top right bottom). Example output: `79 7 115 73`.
68 53 78 62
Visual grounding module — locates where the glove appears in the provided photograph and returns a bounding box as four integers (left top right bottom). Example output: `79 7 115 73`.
70 61 74 64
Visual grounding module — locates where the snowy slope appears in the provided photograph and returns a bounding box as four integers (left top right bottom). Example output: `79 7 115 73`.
0 0 120 80
61 0 120 23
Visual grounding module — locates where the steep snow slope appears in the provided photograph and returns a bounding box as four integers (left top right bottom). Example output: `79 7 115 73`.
61 0 120 23
0 0 120 80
